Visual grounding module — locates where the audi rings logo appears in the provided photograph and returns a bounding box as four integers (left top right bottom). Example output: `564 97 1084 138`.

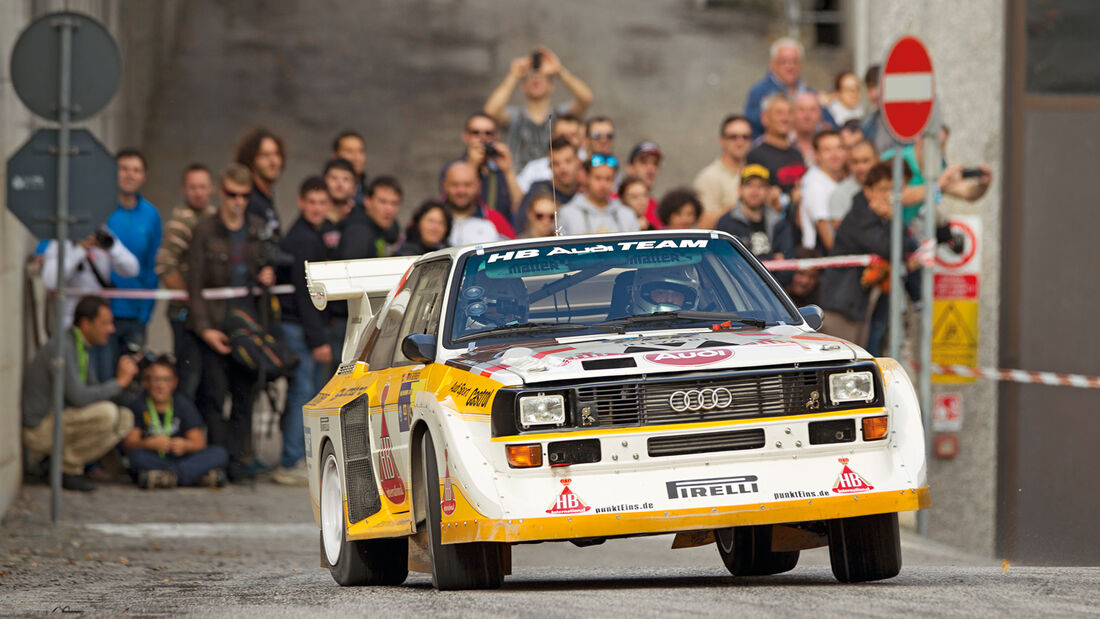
669 388 733 412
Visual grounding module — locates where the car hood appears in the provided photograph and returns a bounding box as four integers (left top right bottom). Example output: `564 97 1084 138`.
443 327 865 385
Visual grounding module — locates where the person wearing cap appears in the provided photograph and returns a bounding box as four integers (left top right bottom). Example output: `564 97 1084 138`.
625 141 664 230
558 154 638 236
715 164 795 285
693 114 752 228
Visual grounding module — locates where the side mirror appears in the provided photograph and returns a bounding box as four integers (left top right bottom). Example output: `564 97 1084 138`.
798 305 824 331
401 333 436 364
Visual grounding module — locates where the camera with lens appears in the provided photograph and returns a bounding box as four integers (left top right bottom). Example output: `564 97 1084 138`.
125 343 158 372
484 141 500 159
94 227 115 250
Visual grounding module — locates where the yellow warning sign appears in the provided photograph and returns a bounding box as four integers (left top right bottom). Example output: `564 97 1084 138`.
932 299 978 383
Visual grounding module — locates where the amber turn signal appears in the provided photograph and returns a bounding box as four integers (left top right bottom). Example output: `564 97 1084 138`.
862 415 889 441
506 443 543 468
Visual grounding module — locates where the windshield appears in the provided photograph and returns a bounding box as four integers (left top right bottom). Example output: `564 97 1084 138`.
445 235 800 346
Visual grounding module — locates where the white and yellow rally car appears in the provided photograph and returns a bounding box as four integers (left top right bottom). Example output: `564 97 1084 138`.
301 230 929 590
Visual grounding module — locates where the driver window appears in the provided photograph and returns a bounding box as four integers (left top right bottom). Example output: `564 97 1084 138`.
391 260 450 367
366 268 422 371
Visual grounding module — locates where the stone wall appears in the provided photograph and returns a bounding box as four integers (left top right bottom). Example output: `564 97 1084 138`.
859 0 1006 557
0 0 183 518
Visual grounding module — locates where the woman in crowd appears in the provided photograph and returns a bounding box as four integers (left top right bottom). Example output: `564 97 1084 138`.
826 70 864 126
656 187 703 229
618 176 653 231
522 191 559 238
396 200 452 256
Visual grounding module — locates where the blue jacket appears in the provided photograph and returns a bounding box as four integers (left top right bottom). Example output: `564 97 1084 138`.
107 194 161 322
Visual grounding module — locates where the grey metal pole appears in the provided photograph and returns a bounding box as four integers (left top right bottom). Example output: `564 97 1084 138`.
888 146 904 361
916 130 940 537
50 15 75 523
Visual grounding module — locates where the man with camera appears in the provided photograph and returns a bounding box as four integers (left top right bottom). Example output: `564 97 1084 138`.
22 295 138 492
484 45 594 171
41 226 139 383
122 355 228 489
440 112 523 224
187 163 276 483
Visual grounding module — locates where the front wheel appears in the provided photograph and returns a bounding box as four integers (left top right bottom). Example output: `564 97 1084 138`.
715 525 800 576
827 513 902 583
419 431 505 590
319 442 408 586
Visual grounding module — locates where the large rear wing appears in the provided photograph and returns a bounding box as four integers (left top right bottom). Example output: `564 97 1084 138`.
305 256 419 364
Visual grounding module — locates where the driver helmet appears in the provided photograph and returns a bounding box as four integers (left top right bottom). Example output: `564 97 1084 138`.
460 274 529 327
631 266 701 313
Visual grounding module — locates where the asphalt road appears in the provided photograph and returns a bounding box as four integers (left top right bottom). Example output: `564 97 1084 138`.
2 482 1096 617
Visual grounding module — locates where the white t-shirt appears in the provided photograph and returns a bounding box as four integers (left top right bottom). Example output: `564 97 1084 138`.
448 214 501 248
799 166 841 249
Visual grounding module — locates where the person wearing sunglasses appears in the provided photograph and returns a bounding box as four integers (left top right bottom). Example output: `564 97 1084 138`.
521 191 559 239
558 154 639 236
186 163 276 483
693 114 753 228
442 112 523 224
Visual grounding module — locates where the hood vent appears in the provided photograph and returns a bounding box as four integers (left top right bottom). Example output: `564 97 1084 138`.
582 357 638 371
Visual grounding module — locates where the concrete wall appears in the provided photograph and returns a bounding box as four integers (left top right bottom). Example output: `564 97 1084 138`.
0 0 183 518
857 0 1006 556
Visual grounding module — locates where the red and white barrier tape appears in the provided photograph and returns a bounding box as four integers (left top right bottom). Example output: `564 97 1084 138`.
761 254 882 272
927 363 1100 389
60 284 295 301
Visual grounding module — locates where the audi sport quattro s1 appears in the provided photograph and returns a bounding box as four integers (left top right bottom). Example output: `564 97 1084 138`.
301 230 929 590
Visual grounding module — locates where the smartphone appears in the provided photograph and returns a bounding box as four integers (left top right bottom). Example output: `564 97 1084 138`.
960 167 983 179
531 50 542 71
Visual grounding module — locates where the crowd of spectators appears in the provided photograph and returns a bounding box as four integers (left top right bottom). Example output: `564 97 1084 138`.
21 38 994 492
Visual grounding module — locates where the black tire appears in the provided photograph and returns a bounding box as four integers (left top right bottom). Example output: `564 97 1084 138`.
827 513 902 583
319 442 409 586
715 525 800 576
419 431 505 590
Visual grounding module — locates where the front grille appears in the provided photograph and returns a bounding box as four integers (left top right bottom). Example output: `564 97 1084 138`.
576 369 830 428
340 396 381 523
648 428 765 457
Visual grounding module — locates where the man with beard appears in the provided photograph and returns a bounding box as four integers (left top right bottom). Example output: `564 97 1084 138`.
155 163 217 400
187 164 276 483
235 127 286 240
558 154 638 235
515 136 581 233
441 161 514 245
323 157 358 222
331 129 367 206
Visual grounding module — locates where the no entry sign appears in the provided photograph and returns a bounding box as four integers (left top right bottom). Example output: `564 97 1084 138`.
880 36 934 142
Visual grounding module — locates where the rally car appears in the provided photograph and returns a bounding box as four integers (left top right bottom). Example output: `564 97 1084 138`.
301 230 929 590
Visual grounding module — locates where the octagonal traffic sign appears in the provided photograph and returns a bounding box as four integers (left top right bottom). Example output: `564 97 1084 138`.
6 128 117 240
880 36 935 143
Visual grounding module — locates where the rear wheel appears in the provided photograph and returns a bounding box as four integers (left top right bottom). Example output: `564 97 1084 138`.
419 431 505 590
319 442 408 586
827 513 902 583
715 525 800 576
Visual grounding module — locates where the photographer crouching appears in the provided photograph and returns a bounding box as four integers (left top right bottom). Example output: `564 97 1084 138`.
122 355 228 488
186 163 277 483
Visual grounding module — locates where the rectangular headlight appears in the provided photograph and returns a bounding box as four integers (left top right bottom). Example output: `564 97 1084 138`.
519 394 566 428
829 371 875 403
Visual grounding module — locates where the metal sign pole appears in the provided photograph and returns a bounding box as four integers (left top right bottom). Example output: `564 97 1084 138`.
49 15 76 523
888 146 904 361
916 129 940 536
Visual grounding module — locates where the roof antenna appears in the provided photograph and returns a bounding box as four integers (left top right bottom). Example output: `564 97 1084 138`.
547 112 563 236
